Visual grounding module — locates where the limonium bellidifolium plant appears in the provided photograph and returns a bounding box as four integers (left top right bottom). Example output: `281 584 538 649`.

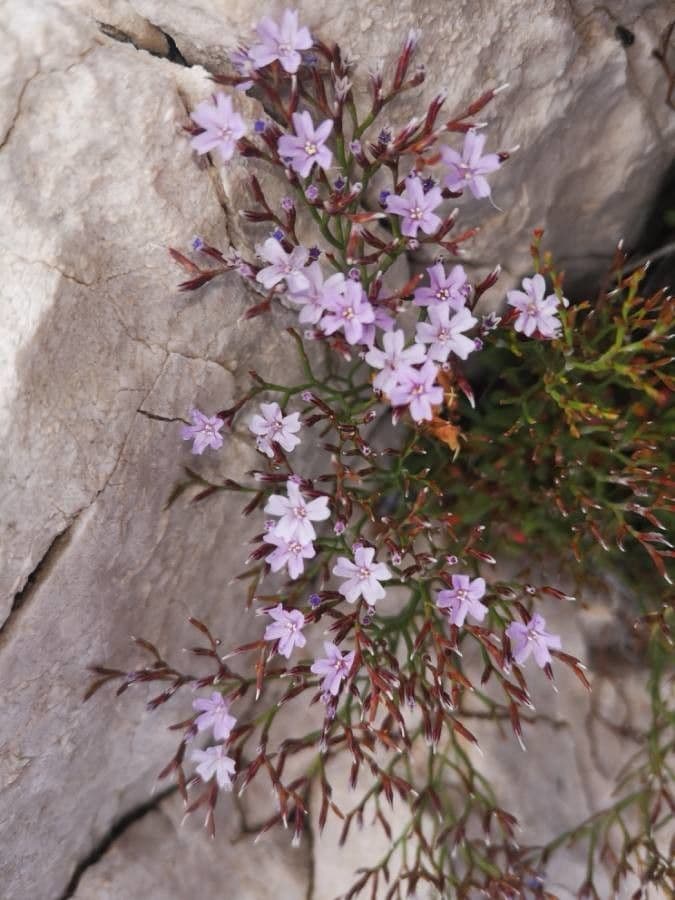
88 10 675 898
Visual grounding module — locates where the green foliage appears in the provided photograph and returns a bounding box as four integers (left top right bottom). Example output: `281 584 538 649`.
435 238 674 589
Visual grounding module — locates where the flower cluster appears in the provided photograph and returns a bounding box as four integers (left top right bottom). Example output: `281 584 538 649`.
191 693 237 789
163 4 572 876
86 10 674 900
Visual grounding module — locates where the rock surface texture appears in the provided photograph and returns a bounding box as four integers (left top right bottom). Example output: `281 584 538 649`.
0 1 672 898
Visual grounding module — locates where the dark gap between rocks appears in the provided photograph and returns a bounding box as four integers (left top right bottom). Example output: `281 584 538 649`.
97 21 188 67
58 785 177 899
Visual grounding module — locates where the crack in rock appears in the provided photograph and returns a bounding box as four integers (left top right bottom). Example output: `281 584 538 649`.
0 65 40 152
137 408 187 424
97 19 189 67
58 785 177 899
0 521 77 643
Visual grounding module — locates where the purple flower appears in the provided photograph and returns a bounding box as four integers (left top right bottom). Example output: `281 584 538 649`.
506 274 562 339
191 236 204 251
180 409 225 455
191 744 236 790
334 176 346 191
436 575 487 627
278 111 333 177
415 305 478 362
192 693 237 741
254 118 266 133
189 93 246 163
414 262 470 309
310 641 355 696
249 9 313 74
264 479 330 543
332 546 392 607
361 306 396 349
256 238 310 293
440 129 501 199
388 361 443 423
320 280 375 345
377 128 392 145
288 262 344 325
306 185 320 201
281 196 295 212
265 531 316 580
264 604 307 658
249 401 301 458
271 227 284 241
365 329 426 394
385 176 443 238
378 189 391 207
506 613 562 668
481 311 502 332
421 176 436 193
230 47 256 90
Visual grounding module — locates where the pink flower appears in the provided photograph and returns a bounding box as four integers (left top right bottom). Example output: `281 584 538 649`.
249 9 313 74
249 402 301 458
265 531 316 579
191 744 236 790
506 613 562 668
440 129 501 199
264 604 307 658
310 641 355 696
320 280 375 345
192 693 237 741
278 111 333 177
388 361 443 422
288 262 345 325
415 305 478 361
385 176 443 238
333 546 392 606
256 238 310 293
361 306 396 348
436 575 487 627
413 262 470 309
365 329 426 394
180 409 225 455
264 479 330 543
230 47 256 91
189 93 246 163
506 274 562 339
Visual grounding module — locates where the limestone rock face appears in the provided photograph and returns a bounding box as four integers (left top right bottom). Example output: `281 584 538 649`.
0 1 670 899
70 792 312 900
0 3 303 898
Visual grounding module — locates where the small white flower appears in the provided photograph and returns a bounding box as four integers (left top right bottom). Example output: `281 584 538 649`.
332 546 391 606
415 305 478 362
264 480 330 544
192 693 237 741
256 238 310 293
365 329 426 394
507 274 562 339
249 402 302 458
191 744 236 790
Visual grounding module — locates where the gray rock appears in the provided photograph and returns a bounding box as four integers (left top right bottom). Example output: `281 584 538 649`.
71 791 312 900
0 3 305 898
